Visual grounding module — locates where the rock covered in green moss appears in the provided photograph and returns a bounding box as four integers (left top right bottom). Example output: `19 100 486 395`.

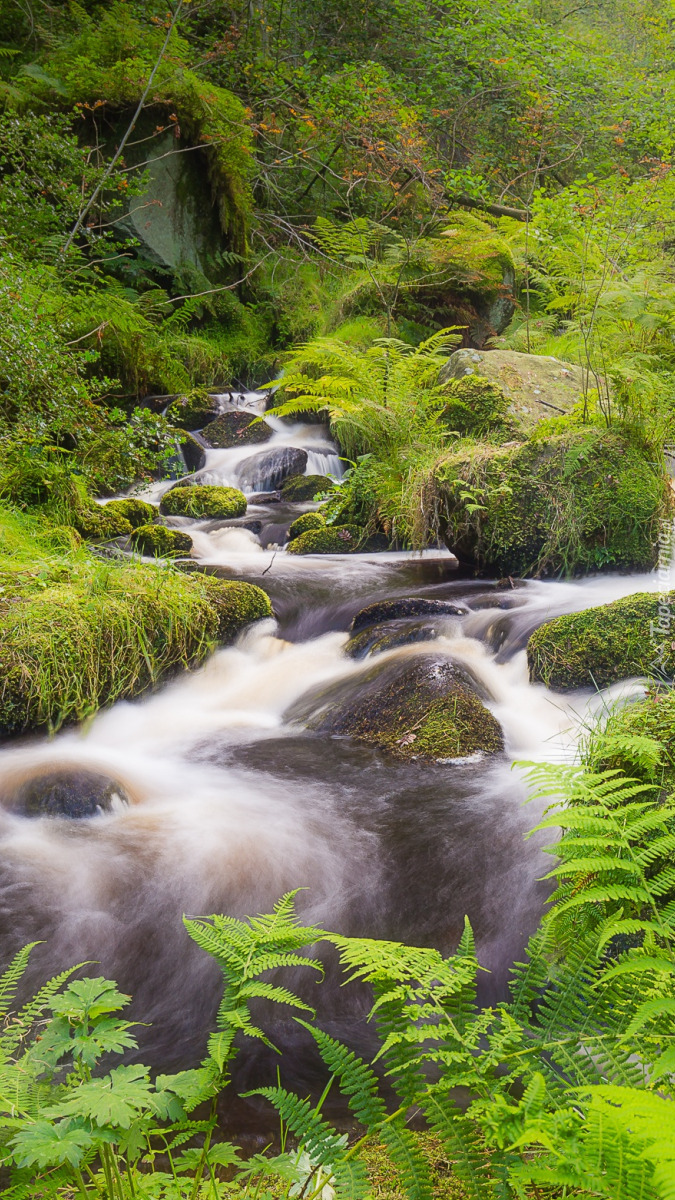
287 511 325 540
441 349 594 432
199 577 273 642
281 474 332 501
527 591 675 691
103 498 157 528
159 485 247 519
201 411 272 449
442 375 514 439
166 389 220 430
286 524 364 555
131 524 193 557
72 506 133 541
434 428 668 577
286 655 504 761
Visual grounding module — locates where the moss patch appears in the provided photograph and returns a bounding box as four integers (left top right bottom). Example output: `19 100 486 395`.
200 577 273 642
71 505 133 541
166 389 220 431
586 687 675 794
288 511 326 540
441 375 514 439
130 524 193 557
281 474 332 502
159 485 247 519
431 428 667 577
527 591 675 691
104 498 157 528
286 524 364 555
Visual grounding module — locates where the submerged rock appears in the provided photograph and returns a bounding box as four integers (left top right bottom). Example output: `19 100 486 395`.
104 498 157 529
131 524 193 557
237 447 308 492
287 511 326 541
160 485 247 519
351 597 468 634
202 411 272 449
281 474 331 502
527 591 675 691
5 769 130 819
346 619 442 660
287 524 364 555
286 654 503 761
181 431 207 473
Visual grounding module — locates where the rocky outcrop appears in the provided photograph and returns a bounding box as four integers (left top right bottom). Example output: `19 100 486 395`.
286 654 504 761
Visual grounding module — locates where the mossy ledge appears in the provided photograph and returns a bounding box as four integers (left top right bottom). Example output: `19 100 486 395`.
0 508 272 737
527 591 675 691
159 485 247 519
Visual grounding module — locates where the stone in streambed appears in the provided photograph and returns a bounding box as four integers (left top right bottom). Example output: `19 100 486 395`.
287 511 325 541
199 578 273 643
351 597 468 634
202 411 272 449
5 769 130 819
160 485 247 519
237 447 308 492
286 655 503 761
131 524 193 557
166 389 221 430
287 524 364 555
527 591 675 691
181 431 207 472
104 498 157 528
281 474 332 502
346 618 442 660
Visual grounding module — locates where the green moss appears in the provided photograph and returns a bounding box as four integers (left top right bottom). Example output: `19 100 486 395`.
201 412 271 449
281 474 332 502
72 506 133 541
527 591 675 691
362 1133 467 1200
159 485 247 519
442 375 514 439
432 428 668 576
288 512 326 540
103 498 157 528
199 577 273 643
586 687 675 793
130 524 193 558
166 389 219 431
286 524 364 555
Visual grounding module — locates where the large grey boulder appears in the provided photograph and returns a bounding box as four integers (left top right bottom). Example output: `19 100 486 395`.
441 349 597 432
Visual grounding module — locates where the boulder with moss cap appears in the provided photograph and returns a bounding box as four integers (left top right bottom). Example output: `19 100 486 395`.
103 498 157 528
199 577 273 642
160 485 247 519
166 389 220 431
287 511 326 541
131 524 193 557
287 524 364 555
281 474 332 502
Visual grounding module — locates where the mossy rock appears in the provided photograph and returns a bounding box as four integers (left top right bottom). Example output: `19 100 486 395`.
286 655 504 761
288 511 326 541
286 524 364 555
72 506 133 541
527 591 675 691
440 349 595 432
441 375 515 439
103 498 157 529
281 474 332 502
201 411 272 449
200 577 273 643
166 389 220 431
159 485 247 519
434 428 668 577
131 524 194 557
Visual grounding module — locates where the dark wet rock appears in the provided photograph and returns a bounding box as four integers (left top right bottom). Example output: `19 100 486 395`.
286 654 503 761
280 474 331 502
237 447 308 492
248 491 282 504
351 597 468 635
5 769 130 819
131 524 193 557
202 411 272 449
181 431 207 472
346 618 444 660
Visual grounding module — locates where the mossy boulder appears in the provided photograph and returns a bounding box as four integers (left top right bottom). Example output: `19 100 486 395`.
441 349 595 432
286 524 364 555
166 389 220 431
441 375 515 439
202 411 272 449
527 591 675 691
288 511 326 540
103 498 157 528
72 506 133 541
286 655 504 761
200 577 273 642
131 524 194 557
432 428 668 577
159 485 247 519
281 474 332 502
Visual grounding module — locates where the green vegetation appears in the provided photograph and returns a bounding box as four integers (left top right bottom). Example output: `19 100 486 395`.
287 511 326 540
103 498 157 528
286 523 364 555
159 485 247 519
130 523 193 558
528 591 675 689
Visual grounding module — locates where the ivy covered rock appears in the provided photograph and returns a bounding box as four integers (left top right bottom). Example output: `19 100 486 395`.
287 511 326 540
166 389 220 431
103 498 157 528
281 474 332 501
159 485 247 519
286 655 504 761
527 591 675 691
200 577 273 642
130 524 193 557
431 428 668 577
286 524 364 555
201 411 272 449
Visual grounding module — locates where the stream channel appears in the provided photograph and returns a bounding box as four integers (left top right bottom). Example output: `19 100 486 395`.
0 401 667 1124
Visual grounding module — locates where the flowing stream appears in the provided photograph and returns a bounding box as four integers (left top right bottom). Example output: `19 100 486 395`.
0 415 669 1112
